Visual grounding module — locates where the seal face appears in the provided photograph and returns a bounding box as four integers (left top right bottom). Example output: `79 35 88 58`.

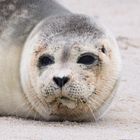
20 15 121 121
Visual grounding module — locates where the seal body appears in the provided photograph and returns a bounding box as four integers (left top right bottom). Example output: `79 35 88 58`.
0 0 121 121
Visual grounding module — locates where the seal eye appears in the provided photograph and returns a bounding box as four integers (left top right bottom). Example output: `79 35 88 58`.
77 53 98 65
38 55 54 67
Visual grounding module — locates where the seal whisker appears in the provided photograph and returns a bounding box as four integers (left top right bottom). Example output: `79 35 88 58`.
87 99 98 111
33 96 49 118
79 98 91 120
88 96 111 112
89 93 108 104
86 102 97 121
89 97 103 106
90 91 115 106
24 99 39 120
89 98 101 105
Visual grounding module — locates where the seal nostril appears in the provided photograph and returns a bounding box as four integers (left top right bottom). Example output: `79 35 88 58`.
63 77 69 85
53 77 70 88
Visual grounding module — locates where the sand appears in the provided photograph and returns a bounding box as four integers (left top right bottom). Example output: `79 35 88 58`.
0 0 140 139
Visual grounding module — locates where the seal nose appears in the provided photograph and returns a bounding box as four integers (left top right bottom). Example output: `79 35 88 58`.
53 76 70 88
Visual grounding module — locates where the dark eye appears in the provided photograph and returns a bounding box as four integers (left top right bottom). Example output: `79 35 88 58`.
77 53 98 65
38 55 54 67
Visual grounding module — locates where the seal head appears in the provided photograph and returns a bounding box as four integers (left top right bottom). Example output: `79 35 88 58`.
20 14 121 121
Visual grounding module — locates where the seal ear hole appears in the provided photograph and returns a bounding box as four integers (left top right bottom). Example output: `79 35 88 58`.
101 45 107 54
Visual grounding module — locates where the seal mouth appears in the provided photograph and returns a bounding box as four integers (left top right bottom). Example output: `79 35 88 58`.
58 96 77 109
45 94 87 110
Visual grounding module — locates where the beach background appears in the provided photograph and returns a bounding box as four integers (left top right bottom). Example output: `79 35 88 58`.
0 0 140 139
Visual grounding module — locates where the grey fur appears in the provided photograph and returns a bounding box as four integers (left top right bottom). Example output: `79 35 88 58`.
0 0 105 46
0 0 70 42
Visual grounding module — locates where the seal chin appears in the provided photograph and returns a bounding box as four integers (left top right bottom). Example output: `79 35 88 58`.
46 95 93 122
46 95 79 109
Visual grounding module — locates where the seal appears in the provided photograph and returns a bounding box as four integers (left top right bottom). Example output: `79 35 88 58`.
0 0 121 121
